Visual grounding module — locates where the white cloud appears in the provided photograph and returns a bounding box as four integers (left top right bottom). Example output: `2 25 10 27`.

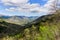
5 3 41 13
5 7 16 11
43 0 57 13
1 0 29 6
1 0 29 4
56 0 60 9
1 0 57 14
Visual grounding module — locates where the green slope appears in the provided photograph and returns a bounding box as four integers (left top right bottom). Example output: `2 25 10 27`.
0 10 60 40
22 10 60 40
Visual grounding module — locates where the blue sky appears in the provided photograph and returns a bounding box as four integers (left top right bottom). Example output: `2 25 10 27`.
0 0 56 16
29 0 47 5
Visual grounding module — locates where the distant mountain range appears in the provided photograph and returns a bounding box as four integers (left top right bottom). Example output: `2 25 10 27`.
0 15 39 25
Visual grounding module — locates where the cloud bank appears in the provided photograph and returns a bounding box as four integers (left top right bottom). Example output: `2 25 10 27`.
0 0 58 14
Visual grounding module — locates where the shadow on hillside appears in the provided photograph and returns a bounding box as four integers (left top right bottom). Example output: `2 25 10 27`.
0 21 26 38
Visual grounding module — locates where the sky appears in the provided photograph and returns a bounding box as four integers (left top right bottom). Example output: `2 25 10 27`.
0 0 59 16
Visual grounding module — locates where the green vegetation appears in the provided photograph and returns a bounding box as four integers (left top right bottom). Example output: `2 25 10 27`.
0 10 60 40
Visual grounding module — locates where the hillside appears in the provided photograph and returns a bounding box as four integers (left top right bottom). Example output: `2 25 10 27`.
0 19 25 37
24 10 60 40
22 10 60 40
0 10 60 40
0 16 38 25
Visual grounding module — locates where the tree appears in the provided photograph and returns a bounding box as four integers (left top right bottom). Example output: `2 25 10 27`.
24 28 30 40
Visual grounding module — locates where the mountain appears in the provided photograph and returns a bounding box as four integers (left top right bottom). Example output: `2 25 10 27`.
32 11 60 25
21 10 60 40
0 20 25 37
0 15 39 25
26 11 60 27
0 10 60 40
0 14 11 19
0 16 11 19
